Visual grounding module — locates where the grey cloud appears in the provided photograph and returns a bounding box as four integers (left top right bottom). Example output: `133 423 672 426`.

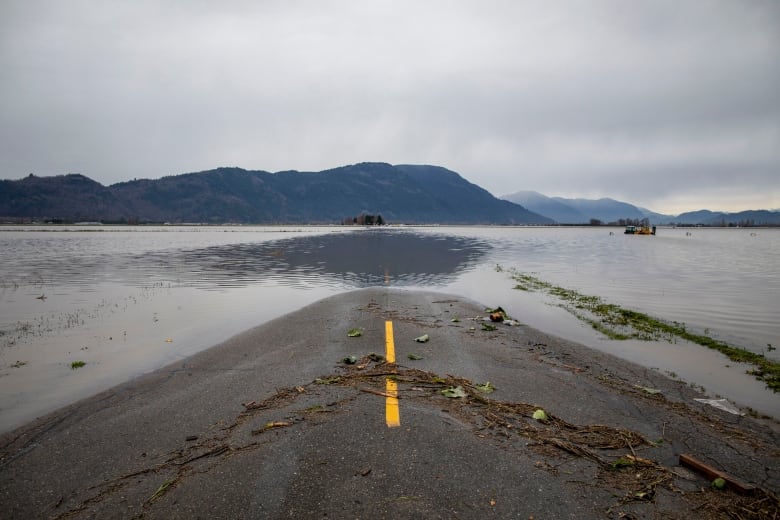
1 0 778 213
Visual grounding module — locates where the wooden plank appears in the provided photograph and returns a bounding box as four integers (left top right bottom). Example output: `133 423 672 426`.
679 453 756 495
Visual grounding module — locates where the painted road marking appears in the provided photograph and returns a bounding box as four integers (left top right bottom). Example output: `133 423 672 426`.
385 320 400 428
385 320 396 363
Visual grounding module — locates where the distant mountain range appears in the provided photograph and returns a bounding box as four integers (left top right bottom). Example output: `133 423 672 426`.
2 163 775 226
501 190 780 226
0 163 551 225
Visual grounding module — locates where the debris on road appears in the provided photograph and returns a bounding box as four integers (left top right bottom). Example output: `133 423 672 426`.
693 398 744 416
475 382 495 394
441 386 467 398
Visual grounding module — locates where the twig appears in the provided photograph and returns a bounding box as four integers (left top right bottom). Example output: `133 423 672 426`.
623 434 637 458
176 445 229 466
359 387 402 399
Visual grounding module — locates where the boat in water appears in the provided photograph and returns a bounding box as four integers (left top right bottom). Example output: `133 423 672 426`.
625 225 656 235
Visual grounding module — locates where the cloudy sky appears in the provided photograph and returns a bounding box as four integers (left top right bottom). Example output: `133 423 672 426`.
1 1 778 214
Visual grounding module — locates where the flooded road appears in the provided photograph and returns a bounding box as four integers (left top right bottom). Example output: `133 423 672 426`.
1 225 778 431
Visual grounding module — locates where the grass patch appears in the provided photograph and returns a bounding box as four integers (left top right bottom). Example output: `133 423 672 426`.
508 269 780 391
70 360 86 369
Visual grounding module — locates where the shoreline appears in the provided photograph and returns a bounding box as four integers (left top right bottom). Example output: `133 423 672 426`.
1 288 777 518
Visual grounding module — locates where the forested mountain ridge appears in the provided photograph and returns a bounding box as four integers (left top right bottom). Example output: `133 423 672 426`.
0 163 551 225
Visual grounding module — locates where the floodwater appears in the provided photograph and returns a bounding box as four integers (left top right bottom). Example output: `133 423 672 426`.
1 225 778 432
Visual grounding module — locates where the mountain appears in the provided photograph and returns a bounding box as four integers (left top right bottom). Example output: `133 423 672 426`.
502 191 650 224
672 210 720 225
500 191 588 224
551 197 646 223
0 163 552 225
501 191 780 226
636 206 672 224
674 209 780 226
0 173 133 222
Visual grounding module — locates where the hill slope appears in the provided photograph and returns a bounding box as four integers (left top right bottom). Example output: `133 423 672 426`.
501 191 589 224
502 191 779 226
0 174 132 222
502 191 649 224
552 197 647 223
674 209 780 226
0 163 552 225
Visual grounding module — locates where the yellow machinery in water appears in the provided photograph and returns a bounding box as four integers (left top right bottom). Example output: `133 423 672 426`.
624 225 656 235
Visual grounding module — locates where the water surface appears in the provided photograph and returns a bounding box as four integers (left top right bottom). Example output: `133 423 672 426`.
1 225 777 432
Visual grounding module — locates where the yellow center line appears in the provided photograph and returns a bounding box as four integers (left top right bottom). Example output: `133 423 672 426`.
385 320 400 428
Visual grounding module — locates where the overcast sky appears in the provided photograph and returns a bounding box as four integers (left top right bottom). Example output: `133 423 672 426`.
1 1 778 214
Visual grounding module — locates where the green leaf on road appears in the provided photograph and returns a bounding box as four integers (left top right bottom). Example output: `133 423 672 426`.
475 382 495 393
441 386 467 398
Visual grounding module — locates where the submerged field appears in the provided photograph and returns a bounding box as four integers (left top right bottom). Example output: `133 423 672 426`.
507 268 779 392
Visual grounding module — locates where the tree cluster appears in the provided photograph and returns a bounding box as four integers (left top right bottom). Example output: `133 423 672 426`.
342 213 385 226
611 217 650 227
587 217 651 226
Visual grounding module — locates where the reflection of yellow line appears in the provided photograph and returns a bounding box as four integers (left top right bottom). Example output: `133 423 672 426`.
385 320 400 427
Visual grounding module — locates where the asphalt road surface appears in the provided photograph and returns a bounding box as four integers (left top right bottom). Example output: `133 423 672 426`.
1 288 778 519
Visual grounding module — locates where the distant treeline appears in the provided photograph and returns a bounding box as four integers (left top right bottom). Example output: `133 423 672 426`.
342 213 385 226
587 217 779 228
670 219 777 228
589 217 651 226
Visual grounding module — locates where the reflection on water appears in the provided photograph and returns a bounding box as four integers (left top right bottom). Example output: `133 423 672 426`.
1 225 778 432
0 228 491 293
0 228 495 432
143 231 492 289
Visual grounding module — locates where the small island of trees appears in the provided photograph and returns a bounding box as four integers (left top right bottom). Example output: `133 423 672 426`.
342 213 385 226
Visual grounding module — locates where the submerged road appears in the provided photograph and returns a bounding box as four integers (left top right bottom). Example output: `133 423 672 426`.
1 288 778 518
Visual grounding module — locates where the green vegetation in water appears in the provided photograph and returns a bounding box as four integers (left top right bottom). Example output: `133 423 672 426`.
507 268 780 392
70 360 86 369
